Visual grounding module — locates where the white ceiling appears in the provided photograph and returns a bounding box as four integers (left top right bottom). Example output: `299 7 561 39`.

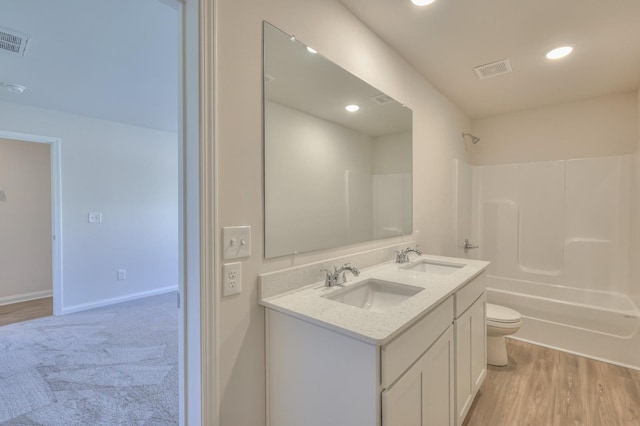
339 0 640 118
0 0 178 132
2 1 637 129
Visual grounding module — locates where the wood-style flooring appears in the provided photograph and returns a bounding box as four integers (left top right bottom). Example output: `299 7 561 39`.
464 338 640 426
0 297 53 327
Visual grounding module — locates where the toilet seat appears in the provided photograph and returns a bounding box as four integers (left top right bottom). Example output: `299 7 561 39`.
487 303 522 324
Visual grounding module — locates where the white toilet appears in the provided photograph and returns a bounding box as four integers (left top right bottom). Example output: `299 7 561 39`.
486 303 522 366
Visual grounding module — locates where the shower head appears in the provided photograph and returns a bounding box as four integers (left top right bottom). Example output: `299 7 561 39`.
462 132 480 144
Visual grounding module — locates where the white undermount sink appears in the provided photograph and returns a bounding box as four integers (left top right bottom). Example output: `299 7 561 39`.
402 259 465 275
323 279 424 313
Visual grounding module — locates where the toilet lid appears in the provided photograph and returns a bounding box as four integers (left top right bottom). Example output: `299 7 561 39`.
487 303 521 323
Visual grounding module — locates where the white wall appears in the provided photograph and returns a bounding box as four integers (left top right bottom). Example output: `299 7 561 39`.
471 92 637 165
0 138 52 303
0 101 179 313
216 0 470 424
632 90 640 307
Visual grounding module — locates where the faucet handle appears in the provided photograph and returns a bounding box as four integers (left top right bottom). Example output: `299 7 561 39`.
321 268 336 286
320 267 332 279
321 267 337 276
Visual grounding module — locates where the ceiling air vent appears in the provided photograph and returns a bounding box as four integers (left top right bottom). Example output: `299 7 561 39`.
0 26 30 56
371 93 396 105
474 59 512 79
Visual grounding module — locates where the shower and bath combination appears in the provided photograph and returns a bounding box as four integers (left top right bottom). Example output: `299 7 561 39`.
462 132 480 144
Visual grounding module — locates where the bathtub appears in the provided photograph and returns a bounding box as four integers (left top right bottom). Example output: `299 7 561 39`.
486 275 640 370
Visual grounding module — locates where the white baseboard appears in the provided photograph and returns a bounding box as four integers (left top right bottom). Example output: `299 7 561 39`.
0 290 53 306
61 285 178 315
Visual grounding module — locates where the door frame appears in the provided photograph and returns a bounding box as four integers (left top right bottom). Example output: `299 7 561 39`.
0 130 62 314
178 0 217 423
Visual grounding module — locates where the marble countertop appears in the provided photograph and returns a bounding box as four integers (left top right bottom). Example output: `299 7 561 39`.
260 254 490 345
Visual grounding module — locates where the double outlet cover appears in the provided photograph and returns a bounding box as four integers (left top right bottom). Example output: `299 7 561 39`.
223 262 242 296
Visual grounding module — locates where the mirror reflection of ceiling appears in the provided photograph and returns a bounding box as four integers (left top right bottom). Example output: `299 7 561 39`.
264 23 411 137
0 0 178 132
339 0 640 118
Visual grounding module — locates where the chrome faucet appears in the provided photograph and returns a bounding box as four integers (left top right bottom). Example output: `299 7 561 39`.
322 263 360 287
395 247 422 264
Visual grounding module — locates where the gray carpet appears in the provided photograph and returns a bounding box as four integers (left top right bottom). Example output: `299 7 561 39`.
0 293 178 425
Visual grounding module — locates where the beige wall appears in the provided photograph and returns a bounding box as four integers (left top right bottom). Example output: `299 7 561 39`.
470 91 638 165
0 138 52 303
215 0 470 424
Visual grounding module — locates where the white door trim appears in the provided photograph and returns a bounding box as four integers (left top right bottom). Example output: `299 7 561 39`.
198 0 219 423
0 130 62 315
178 0 218 424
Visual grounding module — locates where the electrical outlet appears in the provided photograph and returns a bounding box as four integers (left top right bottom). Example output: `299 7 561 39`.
223 262 242 296
117 269 127 280
89 212 103 223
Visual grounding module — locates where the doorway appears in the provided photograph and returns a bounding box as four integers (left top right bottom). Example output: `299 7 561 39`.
0 133 60 323
0 131 61 315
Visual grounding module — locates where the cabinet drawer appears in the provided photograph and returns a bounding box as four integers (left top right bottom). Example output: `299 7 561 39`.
381 296 454 388
455 272 486 318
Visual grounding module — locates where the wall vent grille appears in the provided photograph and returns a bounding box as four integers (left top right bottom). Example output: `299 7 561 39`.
371 93 396 105
474 59 512 79
0 26 29 56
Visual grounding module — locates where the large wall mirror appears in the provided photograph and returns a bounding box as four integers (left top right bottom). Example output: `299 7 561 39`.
263 21 413 258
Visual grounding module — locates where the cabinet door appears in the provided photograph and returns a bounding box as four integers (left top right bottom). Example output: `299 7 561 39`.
455 293 487 426
469 294 487 393
382 327 454 426
423 326 455 426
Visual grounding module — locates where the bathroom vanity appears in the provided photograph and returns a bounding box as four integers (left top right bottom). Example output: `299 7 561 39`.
261 254 489 426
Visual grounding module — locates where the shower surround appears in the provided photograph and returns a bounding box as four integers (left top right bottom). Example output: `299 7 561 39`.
470 155 640 369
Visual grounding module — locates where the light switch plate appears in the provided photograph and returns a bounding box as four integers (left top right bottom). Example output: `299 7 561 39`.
223 262 242 296
222 226 251 259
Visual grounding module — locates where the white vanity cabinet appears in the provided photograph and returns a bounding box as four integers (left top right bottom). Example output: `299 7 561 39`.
266 296 454 426
454 273 487 426
262 258 490 426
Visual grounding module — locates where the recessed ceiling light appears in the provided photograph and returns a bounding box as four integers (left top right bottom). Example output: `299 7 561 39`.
2 82 26 94
345 104 360 112
412 0 436 6
306 46 317 54
546 45 574 60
